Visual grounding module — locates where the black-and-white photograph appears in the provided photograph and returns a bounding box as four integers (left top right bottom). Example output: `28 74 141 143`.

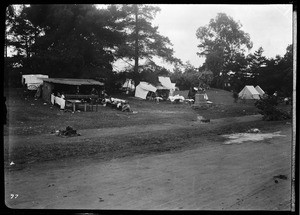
3 4 295 211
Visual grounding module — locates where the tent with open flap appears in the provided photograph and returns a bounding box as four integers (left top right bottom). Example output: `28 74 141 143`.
238 85 260 100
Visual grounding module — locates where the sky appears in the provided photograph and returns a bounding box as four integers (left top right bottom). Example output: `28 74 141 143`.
8 4 294 72
148 4 293 70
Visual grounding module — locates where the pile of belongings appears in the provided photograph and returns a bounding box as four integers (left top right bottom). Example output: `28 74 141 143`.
185 99 194 104
55 126 80 137
104 97 131 112
154 96 163 103
168 94 185 103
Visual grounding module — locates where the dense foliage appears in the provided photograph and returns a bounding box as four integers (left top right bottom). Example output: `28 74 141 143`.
194 13 293 97
6 5 124 81
196 13 253 89
4 4 179 90
254 96 291 121
5 6 293 98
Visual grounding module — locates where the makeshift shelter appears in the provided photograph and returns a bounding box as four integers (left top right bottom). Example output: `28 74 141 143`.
135 82 157 99
238 85 260 100
42 78 104 103
22 74 49 90
255 85 265 97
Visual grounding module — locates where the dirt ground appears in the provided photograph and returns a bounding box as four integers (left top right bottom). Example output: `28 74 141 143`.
4 88 293 211
5 117 292 210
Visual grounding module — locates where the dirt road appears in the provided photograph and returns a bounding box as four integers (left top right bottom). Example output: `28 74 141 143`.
5 124 292 210
5 114 262 146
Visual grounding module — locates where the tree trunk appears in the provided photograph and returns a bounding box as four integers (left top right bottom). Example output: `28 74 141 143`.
133 5 139 86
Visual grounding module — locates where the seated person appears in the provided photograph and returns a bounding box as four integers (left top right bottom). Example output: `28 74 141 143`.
122 102 132 112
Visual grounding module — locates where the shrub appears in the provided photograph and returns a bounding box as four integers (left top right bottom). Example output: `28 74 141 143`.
254 96 291 121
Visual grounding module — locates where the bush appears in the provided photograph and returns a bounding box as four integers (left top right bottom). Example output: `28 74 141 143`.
254 96 291 121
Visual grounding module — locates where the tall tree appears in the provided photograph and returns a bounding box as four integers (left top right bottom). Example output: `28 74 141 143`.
246 47 267 86
9 4 125 79
109 4 181 84
258 44 293 96
5 5 16 58
196 13 253 88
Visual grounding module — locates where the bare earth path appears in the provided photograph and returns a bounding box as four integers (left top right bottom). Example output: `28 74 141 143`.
5 115 262 145
5 121 292 210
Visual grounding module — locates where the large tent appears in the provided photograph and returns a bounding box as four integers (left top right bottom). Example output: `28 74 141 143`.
255 85 265 96
238 85 260 100
135 82 157 99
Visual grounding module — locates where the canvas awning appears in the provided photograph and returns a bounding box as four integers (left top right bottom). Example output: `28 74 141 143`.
42 78 104 86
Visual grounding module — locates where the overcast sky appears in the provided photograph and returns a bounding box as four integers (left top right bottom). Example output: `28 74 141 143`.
10 4 293 72
150 4 293 70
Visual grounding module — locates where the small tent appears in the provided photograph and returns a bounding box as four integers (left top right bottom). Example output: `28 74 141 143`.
135 82 157 99
255 85 265 96
238 85 260 100
22 74 49 90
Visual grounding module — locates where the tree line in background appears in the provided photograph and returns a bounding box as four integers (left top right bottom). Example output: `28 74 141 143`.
5 5 293 97
170 12 293 97
4 4 180 92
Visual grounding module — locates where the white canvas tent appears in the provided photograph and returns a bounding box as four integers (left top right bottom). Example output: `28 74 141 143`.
22 74 49 90
238 85 260 100
122 79 135 91
255 85 265 96
157 76 176 96
135 82 157 99
158 77 175 90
